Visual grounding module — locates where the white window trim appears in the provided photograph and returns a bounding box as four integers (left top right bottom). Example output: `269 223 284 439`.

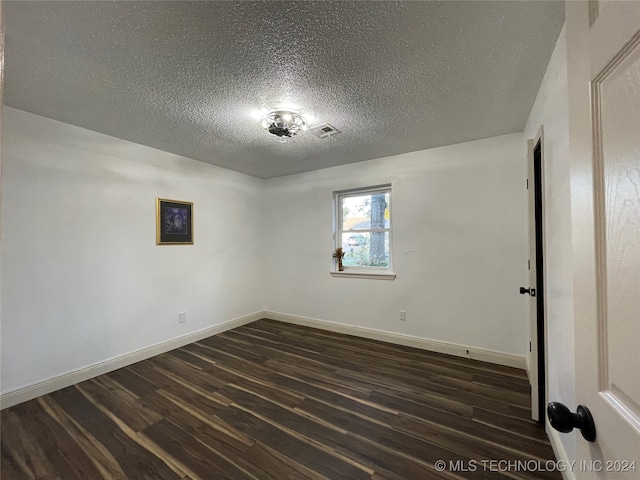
329 270 396 280
333 184 395 279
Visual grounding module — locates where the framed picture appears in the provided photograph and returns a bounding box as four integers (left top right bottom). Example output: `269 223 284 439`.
156 198 193 245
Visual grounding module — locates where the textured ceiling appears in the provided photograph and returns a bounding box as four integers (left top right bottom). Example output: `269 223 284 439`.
3 1 564 179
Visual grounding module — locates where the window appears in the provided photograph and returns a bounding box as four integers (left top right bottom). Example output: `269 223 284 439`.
334 185 393 277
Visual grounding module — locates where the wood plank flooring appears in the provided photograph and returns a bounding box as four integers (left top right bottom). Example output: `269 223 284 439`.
1 319 562 479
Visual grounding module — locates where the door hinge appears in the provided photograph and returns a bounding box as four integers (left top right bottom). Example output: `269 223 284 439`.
526 179 529 190
530 342 532 352
528 259 531 270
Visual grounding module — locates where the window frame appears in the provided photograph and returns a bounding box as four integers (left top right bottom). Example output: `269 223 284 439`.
333 184 394 278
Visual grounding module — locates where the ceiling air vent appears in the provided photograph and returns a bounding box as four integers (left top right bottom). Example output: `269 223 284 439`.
310 123 341 139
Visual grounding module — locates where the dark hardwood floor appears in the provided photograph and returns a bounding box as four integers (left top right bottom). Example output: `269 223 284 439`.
1 319 561 479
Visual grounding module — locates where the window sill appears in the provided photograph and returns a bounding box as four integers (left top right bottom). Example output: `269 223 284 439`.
330 270 396 280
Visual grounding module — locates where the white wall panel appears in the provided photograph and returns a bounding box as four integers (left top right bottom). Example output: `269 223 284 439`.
1 108 265 395
264 133 529 356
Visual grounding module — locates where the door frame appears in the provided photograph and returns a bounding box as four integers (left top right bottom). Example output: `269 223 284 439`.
527 128 549 423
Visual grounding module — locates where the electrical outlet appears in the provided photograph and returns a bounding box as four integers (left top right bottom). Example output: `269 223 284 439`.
399 310 406 321
178 312 186 323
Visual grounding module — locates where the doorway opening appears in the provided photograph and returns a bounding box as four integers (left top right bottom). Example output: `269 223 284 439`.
533 139 546 423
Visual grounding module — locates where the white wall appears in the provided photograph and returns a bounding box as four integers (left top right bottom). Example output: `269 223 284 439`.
264 133 529 356
523 25 576 462
0 107 265 395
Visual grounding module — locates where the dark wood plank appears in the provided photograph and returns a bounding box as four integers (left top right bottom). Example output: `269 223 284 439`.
49 387 180 480
1 404 66 479
216 404 372 480
332 368 475 418
297 397 513 480
184 342 273 380
473 371 531 394
218 384 345 447
141 418 255 480
37 395 131 479
198 335 271 365
140 391 322 480
368 390 556 459
106 365 159 398
263 359 372 399
431 374 531 408
139 390 254 456
473 406 550 442
266 372 400 426
126 362 228 417
76 376 162 432
0 438 28 480
147 353 228 391
337 432 457 480
392 414 561 480
3 400 104 480
239 442 327 480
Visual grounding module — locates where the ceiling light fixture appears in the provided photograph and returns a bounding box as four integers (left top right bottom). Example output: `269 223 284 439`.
261 109 308 141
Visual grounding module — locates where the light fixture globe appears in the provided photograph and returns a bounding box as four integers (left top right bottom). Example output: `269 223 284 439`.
261 109 308 140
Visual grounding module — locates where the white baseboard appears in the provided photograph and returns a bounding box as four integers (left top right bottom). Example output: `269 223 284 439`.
546 418 576 480
265 311 527 370
0 311 263 410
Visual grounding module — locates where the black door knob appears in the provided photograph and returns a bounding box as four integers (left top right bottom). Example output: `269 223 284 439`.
520 287 530 295
547 402 596 442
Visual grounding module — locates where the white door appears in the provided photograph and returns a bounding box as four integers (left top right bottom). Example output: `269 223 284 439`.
567 0 640 477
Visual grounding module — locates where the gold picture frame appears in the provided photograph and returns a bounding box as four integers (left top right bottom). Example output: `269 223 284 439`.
156 198 193 245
